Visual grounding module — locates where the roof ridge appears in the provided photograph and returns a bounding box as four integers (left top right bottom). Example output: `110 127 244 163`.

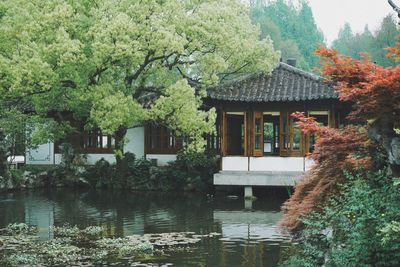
278 62 325 81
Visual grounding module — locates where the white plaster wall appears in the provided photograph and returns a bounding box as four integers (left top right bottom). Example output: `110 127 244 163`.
146 154 177 166
249 157 305 172
26 142 54 165
125 127 145 159
222 157 249 171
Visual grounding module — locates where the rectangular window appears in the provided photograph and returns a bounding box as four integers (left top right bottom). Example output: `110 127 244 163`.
82 130 114 153
206 118 221 153
146 124 183 154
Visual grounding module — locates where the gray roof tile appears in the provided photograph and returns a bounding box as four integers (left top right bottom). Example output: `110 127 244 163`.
207 62 336 102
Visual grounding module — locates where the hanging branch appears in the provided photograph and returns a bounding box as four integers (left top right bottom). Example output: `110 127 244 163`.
388 0 400 22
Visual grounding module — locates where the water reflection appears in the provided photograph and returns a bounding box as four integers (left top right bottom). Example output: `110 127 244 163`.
0 189 290 266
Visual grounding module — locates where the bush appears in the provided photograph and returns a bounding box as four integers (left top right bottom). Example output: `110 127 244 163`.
84 158 114 188
281 170 400 266
83 151 218 191
167 151 219 191
126 157 154 189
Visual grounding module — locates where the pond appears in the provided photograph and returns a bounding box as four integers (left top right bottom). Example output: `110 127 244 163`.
0 189 291 266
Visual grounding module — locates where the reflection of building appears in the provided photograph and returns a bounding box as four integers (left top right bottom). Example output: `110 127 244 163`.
213 210 288 242
214 209 290 267
20 193 147 238
24 196 55 239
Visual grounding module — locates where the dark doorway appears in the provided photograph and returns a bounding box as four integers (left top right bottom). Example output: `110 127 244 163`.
226 114 245 156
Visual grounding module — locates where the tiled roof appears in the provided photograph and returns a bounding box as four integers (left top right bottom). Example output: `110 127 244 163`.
207 62 337 102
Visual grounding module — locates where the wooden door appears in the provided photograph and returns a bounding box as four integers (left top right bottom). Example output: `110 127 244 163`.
253 111 264 157
279 111 304 157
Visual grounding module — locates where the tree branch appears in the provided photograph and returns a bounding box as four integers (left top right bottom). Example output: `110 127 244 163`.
219 62 251 82
176 67 201 88
89 66 108 86
388 0 400 21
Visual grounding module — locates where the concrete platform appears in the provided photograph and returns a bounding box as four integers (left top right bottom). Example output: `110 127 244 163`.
213 171 303 187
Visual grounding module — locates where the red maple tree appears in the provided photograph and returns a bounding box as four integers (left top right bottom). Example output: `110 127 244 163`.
281 45 400 231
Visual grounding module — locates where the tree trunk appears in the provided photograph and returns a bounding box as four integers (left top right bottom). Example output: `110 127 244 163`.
114 126 128 174
0 128 10 179
368 116 400 177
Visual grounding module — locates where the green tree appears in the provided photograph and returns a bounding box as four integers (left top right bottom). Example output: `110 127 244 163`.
333 15 399 67
372 15 399 66
250 0 324 71
293 2 325 67
0 0 279 171
332 23 357 57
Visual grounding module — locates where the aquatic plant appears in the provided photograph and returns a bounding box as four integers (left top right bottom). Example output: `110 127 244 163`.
41 240 81 265
5 223 37 235
0 223 215 266
3 254 39 266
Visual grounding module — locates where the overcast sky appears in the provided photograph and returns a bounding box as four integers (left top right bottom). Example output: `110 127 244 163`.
306 0 396 45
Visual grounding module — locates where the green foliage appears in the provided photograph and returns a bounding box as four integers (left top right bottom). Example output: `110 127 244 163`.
149 80 217 152
0 0 279 166
281 170 400 266
47 143 88 187
9 168 24 188
90 90 146 135
332 15 399 67
250 0 324 70
83 151 218 191
0 224 154 266
166 151 220 191
4 254 39 266
52 225 104 243
96 238 153 258
84 158 114 188
40 240 81 265
126 156 155 189
5 223 38 236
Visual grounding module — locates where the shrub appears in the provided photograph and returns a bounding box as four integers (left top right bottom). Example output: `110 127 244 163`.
126 156 154 189
281 170 400 266
83 151 218 191
84 158 114 188
169 151 219 191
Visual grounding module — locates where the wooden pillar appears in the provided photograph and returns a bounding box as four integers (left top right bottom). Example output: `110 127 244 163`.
220 110 227 156
246 108 253 157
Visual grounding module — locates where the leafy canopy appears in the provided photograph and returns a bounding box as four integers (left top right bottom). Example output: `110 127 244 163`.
332 15 399 67
0 0 279 153
250 0 324 71
281 43 400 231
